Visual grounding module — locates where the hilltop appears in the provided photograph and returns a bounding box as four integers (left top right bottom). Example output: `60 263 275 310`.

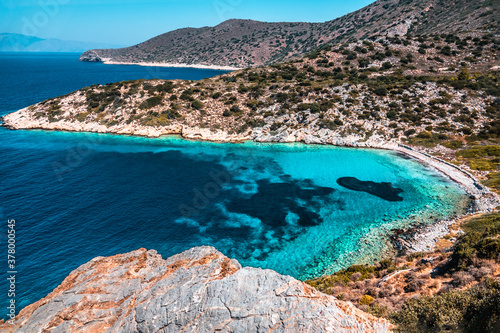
79 0 499 67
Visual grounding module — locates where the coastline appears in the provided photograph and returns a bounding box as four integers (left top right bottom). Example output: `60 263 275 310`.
2 112 499 256
101 60 241 71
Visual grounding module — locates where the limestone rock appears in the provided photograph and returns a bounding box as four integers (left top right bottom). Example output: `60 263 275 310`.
1 247 391 332
79 50 103 62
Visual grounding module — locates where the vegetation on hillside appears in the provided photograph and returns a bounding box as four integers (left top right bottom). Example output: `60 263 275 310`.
306 212 500 332
81 0 499 68
29 33 500 145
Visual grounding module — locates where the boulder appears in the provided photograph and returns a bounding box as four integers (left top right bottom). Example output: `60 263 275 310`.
1 246 391 332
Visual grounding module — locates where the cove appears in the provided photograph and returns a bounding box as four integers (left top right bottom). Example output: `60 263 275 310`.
0 128 470 312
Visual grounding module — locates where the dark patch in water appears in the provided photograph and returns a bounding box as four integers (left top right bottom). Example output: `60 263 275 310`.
337 177 404 202
394 152 413 160
226 179 335 228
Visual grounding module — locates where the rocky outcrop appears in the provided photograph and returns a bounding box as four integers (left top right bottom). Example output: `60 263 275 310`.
79 50 104 62
0 247 391 333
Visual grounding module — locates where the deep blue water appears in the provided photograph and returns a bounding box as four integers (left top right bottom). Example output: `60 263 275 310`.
0 53 468 316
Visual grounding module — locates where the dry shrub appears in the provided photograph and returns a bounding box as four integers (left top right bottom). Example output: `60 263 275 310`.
451 271 475 287
365 287 379 297
405 279 426 292
379 285 394 297
395 257 406 265
354 281 366 290
350 272 362 281
429 280 440 289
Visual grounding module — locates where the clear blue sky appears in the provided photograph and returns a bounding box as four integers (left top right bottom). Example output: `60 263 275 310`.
1 0 375 46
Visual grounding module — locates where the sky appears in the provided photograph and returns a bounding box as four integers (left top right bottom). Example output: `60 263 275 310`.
0 0 375 46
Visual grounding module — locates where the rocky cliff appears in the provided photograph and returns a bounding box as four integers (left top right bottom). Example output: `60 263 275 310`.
79 0 499 67
0 247 391 332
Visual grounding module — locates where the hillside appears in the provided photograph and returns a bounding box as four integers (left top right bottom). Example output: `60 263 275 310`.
79 0 499 67
5 33 500 210
0 33 122 53
12 34 500 145
306 212 500 332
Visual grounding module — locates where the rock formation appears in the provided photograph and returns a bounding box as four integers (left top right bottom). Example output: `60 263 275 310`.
0 247 391 332
79 50 103 62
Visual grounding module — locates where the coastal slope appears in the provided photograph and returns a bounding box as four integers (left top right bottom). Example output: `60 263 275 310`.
0 247 391 332
79 0 499 67
3 34 500 213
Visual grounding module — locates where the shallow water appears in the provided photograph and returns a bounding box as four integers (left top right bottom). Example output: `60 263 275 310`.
0 53 468 314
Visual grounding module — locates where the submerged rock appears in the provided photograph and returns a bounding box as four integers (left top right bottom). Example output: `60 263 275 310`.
337 177 404 202
0 247 391 332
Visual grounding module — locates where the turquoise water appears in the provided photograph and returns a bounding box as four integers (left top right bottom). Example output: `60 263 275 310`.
0 53 468 315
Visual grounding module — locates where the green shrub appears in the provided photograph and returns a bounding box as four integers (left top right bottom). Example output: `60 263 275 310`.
139 96 163 110
450 212 500 270
358 58 370 68
407 252 426 261
382 62 393 70
457 146 500 158
442 140 464 149
374 86 388 96
482 172 500 192
191 100 204 110
180 89 194 101
475 238 500 259
390 279 500 333
360 295 374 305
468 159 496 171
417 131 433 139
404 129 416 137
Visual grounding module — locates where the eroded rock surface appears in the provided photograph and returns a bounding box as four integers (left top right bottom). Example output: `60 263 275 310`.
0 247 391 332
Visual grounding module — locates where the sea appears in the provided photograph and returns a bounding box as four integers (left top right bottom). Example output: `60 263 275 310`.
0 52 469 315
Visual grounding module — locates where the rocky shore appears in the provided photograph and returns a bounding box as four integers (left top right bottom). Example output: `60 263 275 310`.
102 61 241 71
3 107 497 209
389 145 499 254
2 107 498 257
0 247 391 332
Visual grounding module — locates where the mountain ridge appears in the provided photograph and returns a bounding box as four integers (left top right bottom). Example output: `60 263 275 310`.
79 0 499 67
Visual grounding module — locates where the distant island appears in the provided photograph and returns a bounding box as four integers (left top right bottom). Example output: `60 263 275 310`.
0 33 124 53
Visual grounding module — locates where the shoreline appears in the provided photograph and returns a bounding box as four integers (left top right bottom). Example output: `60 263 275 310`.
2 116 499 256
101 60 241 71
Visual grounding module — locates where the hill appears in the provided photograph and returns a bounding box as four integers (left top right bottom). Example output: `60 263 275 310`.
79 0 499 67
0 33 123 53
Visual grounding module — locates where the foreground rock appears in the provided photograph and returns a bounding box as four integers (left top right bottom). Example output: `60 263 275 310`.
0 247 391 333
